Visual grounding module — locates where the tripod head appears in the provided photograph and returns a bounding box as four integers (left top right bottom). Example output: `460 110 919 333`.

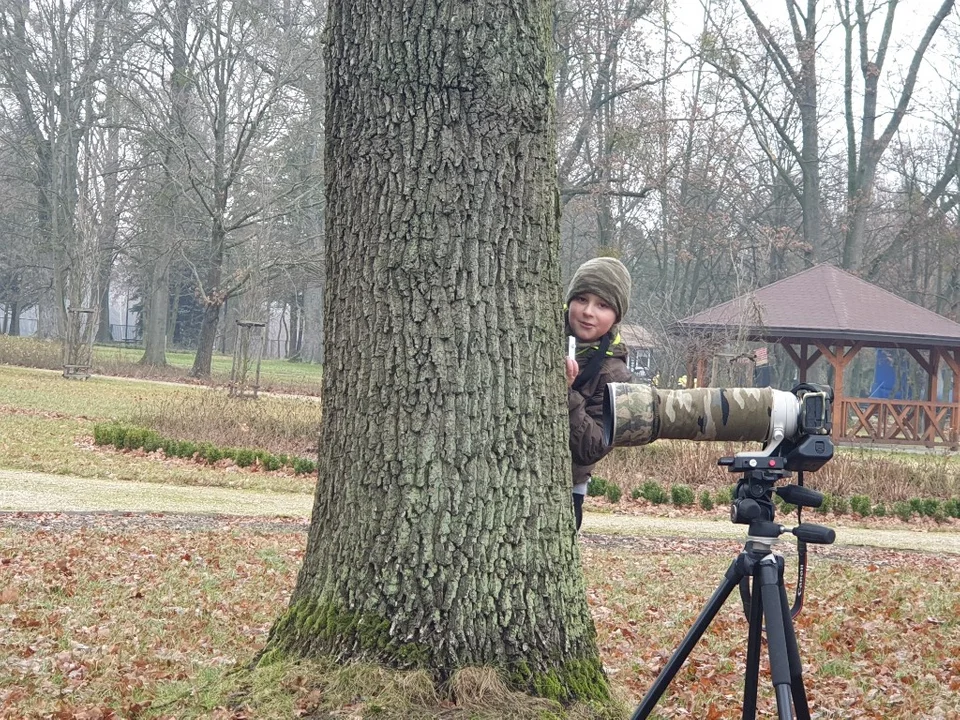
720 445 836 545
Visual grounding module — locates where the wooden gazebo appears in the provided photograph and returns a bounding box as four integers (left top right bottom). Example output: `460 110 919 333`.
675 264 960 449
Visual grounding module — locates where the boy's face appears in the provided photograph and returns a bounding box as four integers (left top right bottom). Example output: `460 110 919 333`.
568 292 617 343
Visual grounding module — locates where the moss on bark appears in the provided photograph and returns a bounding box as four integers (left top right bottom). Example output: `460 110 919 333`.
510 657 610 704
265 600 610 704
263 599 431 669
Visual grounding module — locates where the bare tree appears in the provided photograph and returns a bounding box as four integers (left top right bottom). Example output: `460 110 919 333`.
0 0 134 336
163 0 318 377
836 0 955 271
555 0 661 271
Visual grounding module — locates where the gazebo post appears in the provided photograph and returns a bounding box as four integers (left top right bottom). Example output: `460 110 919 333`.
781 342 823 384
928 349 940 446
907 348 940 446
942 349 960 449
815 342 863 440
696 355 708 388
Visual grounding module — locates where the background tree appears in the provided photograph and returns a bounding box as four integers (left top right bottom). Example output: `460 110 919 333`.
180 0 320 377
0 0 130 335
127 0 195 366
836 0 955 271
264 0 610 702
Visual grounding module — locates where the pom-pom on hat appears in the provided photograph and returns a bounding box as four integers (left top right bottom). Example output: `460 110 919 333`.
565 257 631 322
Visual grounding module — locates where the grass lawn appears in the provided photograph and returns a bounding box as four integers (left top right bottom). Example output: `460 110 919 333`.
0 365 319 493
93 345 323 394
0 520 957 719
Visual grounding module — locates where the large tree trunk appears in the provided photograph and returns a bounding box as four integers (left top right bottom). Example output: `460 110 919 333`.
8 300 20 336
265 0 608 702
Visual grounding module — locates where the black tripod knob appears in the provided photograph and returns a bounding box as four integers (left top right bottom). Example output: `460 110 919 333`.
792 523 836 544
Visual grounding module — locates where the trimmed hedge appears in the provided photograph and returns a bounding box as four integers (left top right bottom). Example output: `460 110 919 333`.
92 422 317 476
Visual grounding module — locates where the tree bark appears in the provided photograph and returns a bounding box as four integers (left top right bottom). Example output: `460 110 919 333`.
264 0 608 702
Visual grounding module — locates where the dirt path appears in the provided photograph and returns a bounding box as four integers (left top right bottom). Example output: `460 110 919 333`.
3 468 960 554
0 468 311 517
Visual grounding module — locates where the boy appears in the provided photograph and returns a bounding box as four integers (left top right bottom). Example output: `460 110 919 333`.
564 257 633 531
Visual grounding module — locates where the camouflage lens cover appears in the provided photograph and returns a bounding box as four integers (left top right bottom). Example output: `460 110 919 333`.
603 384 776 447
657 387 774 442
603 383 660 447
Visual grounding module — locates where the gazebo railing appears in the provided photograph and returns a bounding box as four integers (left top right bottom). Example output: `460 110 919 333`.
837 397 960 448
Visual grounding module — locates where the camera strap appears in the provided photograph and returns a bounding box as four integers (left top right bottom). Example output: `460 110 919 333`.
791 470 808 618
572 333 612 393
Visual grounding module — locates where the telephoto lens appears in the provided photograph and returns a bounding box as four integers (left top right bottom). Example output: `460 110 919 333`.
603 383 799 448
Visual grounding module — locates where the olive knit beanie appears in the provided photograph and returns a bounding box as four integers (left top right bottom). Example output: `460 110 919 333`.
565 257 631 323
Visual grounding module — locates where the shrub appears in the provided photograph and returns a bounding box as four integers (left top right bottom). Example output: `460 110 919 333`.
193 443 221 464
850 495 872 517
873 503 886 517
122 428 148 450
909 498 924 514
141 431 162 453
671 484 695 507
779 502 797 515
630 487 643 500
714 486 732 505
893 501 913 522
816 493 833 515
604 484 623 504
832 496 848 516
699 490 714 511
920 498 941 518
292 457 316 475
92 423 117 446
640 480 668 505
233 448 256 468
91 421 314 476
587 476 609 497
944 499 960 519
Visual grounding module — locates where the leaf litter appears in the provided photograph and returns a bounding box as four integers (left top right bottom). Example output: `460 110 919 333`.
0 512 957 719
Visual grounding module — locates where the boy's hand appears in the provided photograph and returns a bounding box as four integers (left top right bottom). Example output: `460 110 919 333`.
565 357 579 388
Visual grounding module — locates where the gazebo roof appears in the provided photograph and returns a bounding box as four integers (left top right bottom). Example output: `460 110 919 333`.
676 264 960 348
620 323 657 348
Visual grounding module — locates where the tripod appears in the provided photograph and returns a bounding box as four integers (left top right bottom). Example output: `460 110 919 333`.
631 468 836 720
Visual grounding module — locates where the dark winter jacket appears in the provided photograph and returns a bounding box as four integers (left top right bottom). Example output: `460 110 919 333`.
568 336 633 491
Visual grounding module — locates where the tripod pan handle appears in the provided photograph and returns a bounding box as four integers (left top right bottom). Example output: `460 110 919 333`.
792 523 836 544
777 484 824 508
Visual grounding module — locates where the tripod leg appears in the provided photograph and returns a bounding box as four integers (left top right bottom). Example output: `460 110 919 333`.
778 580 811 720
631 557 746 720
758 557 794 720
741 574 763 720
